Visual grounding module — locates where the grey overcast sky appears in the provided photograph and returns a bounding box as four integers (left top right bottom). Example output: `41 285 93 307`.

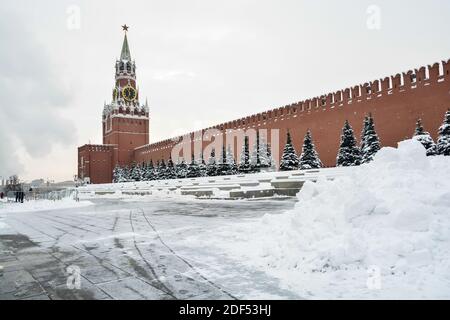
0 0 449 182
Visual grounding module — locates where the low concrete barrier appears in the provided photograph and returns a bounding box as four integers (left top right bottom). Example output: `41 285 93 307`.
229 189 275 199
270 180 305 189
80 167 347 200
94 191 115 195
273 188 301 197
239 181 260 187
123 190 152 195
275 176 289 180
181 190 214 197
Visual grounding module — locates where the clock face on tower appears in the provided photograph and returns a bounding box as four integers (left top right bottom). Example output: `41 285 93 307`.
122 85 136 101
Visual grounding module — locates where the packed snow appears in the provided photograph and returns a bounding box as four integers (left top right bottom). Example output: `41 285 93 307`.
203 139 450 299
0 197 93 214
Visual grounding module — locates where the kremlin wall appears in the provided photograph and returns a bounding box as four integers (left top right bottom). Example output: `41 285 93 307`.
134 60 450 167
78 30 450 184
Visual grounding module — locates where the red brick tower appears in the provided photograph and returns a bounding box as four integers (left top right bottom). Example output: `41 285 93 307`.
78 26 149 184
102 25 149 166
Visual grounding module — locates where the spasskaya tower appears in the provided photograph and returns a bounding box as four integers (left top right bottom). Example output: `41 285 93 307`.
78 25 149 184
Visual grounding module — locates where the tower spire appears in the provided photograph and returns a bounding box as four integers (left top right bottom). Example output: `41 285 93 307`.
120 25 131 61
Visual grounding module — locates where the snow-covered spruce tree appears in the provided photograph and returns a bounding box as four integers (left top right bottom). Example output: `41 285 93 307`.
153 160 160 180
159 160 167 180
139 163 146 181
299 130 323 170
198 153 208 177
250 132 261 173
361 114 381 164
258 135 271 171
360 116 369 155
128 162 135 181
436 109 450 156
121 166 130 182
113 165 128 183
226 144 238 175
176 159 189 179
239 142 245 167
279 131 299 171
267 143 277 172
129 162 141 181
165 158 177 180
336 120 362 167
143 160 156 181
112 165 120 183
216 145 232 176
152 161 157 180
207 149 218 177
137 163 145 181
137 163 144 181
413 119 437 156
187 154 201 178
140 162 147 181
238 136 252 173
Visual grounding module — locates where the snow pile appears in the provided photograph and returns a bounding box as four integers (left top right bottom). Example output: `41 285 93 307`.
219 139 450 299
0 197 93 214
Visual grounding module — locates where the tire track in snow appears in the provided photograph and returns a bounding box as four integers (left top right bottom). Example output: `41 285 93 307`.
138 208 238 300
128 210 177 298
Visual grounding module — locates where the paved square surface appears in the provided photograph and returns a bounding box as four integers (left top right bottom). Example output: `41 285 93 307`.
0 199 300 300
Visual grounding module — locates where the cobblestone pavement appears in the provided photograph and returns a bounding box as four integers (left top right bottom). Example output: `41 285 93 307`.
0 199 300 300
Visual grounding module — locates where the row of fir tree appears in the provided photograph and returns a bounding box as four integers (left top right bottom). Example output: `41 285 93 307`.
113 109 450 182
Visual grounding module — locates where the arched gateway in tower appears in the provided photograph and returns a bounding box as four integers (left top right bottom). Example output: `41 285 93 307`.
78 26 149 184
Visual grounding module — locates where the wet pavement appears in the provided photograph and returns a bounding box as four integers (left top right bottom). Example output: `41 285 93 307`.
0 198 300 300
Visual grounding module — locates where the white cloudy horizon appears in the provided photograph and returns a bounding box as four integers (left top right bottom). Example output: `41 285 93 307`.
0 0 449 182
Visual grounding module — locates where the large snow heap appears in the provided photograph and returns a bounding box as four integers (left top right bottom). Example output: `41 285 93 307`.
227 139 450 298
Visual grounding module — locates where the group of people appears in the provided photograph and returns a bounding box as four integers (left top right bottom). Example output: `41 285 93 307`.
0 182 36 203
0 189 32 203
15 190 25 203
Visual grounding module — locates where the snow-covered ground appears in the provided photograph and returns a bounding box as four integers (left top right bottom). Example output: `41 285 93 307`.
194 139 450 299
0 198 93 214
1 139 448 299
0 197 299 299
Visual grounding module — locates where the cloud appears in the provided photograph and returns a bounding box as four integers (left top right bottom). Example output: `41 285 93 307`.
0 9 76 178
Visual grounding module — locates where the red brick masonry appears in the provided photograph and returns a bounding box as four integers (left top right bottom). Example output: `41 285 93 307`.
79 59 450 184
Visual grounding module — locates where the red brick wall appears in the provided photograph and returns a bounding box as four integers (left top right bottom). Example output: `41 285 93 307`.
78 145 114 184
82 59 450 184
135 59 450 167
103 115 149 166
